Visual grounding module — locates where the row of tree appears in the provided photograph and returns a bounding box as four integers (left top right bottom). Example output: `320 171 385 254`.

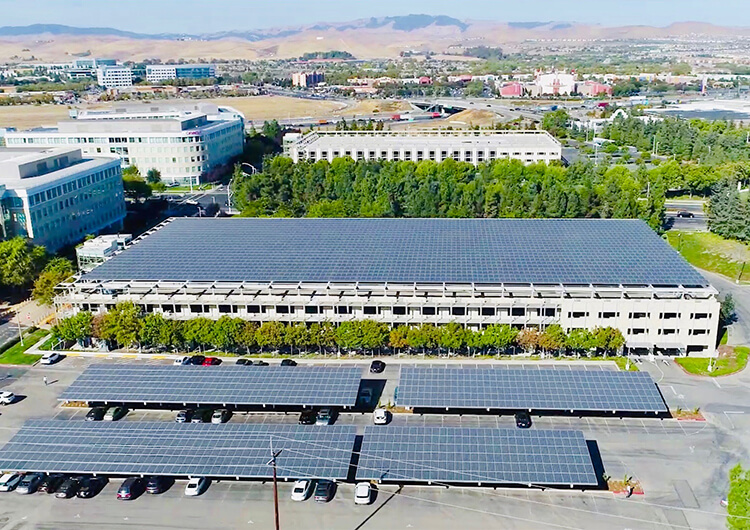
52 303 626 356
707 178 750 242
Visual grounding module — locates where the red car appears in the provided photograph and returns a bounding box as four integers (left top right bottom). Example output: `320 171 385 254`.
202 357 222 366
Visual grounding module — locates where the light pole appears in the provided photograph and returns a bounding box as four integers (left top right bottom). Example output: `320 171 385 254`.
16 313 24 347
267 440 282 530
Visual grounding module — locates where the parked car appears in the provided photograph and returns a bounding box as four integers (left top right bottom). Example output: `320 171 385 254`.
359 388 374 407
38 474 65 494
316 408 335 425
103 406 127 421
40 352 62 365
280 359 297 366
85 407 107 421
677 211 695 218
373 408 389 425
76 476 108 498
145 476 170 494
0 473 23 492
291 479 314 501
0 391 16 405
55 477 81 498
254 360 269 366
191 409 213 423
185 477 209 496
354 482 373 505
117 477 145 500
314 479 335 502
202 357 222 366
211 409 230 424
174 356 190 365
515 412 532 429
16 472 44 494
369 360 386 373
175 409 193 423
298 410 317 425
235 358 252 365
189 355 206 365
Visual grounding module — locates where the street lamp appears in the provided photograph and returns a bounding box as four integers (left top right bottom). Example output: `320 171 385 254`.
267 440 282 530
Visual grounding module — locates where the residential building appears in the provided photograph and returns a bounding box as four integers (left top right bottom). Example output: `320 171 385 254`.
291 71 324 87
284 130 562 165
0 147 125 251
145 64 217 83
56 217 720 356
577 81 613 97
96 66 133 89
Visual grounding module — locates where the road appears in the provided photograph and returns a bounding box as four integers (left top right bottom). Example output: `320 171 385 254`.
666 199 708 231
0 301 53 349
158 186 231 217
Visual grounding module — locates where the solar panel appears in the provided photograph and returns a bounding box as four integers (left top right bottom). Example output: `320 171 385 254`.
59 365 362 407
397 367 667 413
356 426 598 486
0 421 356 480
82 218 707 287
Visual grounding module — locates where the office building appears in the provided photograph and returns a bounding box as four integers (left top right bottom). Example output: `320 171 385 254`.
284 130 562 165
291 71 324 88
57 217 719 356
96 66 133 89
0 147 125 251
146 64 217 83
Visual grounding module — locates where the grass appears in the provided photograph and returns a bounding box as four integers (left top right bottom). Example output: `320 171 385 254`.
161 184 214 193
0 329 48 365
675 346 749 377
0 104 71 129
666 231 750 283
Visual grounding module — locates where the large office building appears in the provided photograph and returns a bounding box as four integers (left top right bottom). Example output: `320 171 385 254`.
96 66 133 89
284 130 562 165
56 217 719 356
0 147 125 251
3 103 245 185
145 64 217 83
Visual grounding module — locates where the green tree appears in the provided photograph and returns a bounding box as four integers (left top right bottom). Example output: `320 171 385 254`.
0 238 48 289
238 322 258 353
538 324 567 354
359 320 388 353
106 302 142 348
285 323 309 355
592 326 625 355
389 325 410 354
256 321 285 352
52 311 92 343
139 313 168 349
183 317 214 351
728 463 750 530
213 316 244 351
438 322 466 355
566 328 594 353
145 168 162 184
32 257 74 305
482 324 519 354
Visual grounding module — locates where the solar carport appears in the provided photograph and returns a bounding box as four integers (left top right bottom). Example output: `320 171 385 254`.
397 367 668 415
58 365 363 409
0 421 356 480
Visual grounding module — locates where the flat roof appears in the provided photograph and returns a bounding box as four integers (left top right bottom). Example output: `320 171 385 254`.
82 218 709 287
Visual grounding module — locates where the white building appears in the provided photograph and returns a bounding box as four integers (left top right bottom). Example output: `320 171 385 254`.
145 64 216 83
96 66 133 89
0 147 125 251
3 103 245 185
284 130 562 165
76 233 132 272
534 72 577 96
56 217 720 356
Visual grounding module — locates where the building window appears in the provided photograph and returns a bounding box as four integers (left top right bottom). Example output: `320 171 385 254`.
247 305 261 313
305 306 319 314
660 312 679 319
481 307 495 316
629 328 646 335
542 308 556 317
511 307 525 317
364 306 377 315
218 305 231 313
629 312 649 319
336 306 351 315
568 311 588 318
189 304 203 313
276 305 291 314
422 307 436 316
691 313 709 319
658 329 677 335
393 306 407 315
598 312 618 319
451 307 466 316
689 329 708 336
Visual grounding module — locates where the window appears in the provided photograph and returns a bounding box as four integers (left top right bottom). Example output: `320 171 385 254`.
392 306 407 315
568 311 588 318
218 305 231 314
629 328 646 335
305 306 319 314
276 305 291 314
542 308 556 317
451 307 466 316
422 307 436 316
658 329 677 335
336 306 351 315
247 305 261 313
598 312 618 319
189 304 203 313
511 307 525 317
660 312 679 319
689 329 708 336
691 313 709 319
629 312 649 319
481 307 496 316
364 306 377 315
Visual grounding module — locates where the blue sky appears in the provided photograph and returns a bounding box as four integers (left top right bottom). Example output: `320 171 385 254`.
0 0 747 33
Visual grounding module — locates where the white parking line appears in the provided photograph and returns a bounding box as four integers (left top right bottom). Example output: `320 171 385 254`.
713 379 722 389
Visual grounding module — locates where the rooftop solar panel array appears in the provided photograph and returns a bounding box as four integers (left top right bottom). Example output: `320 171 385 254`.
397 367 667 413
0 421 355 479
82 218 708 287
356 426 598 486
58 365 362 407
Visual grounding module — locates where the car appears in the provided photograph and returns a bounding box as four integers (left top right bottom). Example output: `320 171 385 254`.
76 476 108 498
175 409 193 423
369 360 386 373
359 388 374 407
191 408 213 423
145 476 170 494
55 477 81 498
185 477 209 496
202 357 222 366
0 391 16 405
16 472 44 494
677 211 695 218
354 482 373 505
373 408 389 425
189 355 206 365
211 409 230 424
0 473 23 492
314 479 335 502
316 408 335 425
235 358 252 365
290 479 314 501
40 352 62 365
254 360 269 366
117 477 145 500
173 356 190 365
298 410 316 425
103 406 127 421
515 412 532 429
85 407 107 421
280 359 297 366
38 474 65 494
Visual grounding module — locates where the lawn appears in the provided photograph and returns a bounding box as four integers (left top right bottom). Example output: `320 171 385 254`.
0 328 48 365
666 231 750 283
675 346 749 377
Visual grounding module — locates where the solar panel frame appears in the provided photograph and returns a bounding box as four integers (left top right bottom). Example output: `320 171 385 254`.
0 421 356 480
356 426 598 486
397 367 667 413
58 365 363 407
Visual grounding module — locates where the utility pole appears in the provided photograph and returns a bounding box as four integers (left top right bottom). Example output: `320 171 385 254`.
267 440 282 530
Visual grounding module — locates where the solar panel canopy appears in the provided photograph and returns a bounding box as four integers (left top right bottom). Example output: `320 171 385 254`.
59 365 362 407
0 421 355 479
357 426 598 486
397 367 667 413
82 218 707 287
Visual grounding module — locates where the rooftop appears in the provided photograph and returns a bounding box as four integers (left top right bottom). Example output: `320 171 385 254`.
0 147 117 190
81 218 709 287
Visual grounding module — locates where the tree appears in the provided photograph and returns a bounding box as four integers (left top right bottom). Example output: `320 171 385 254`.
238 322 258 353
566 328 594 354
542 109 570 138
182 317 214 351
145 168 162 184
538 324 567 354
52 311 92 343
728 464 750 530
389 325 410 354
359 320 388 353
97 302 142 349
516 328 540 353
438 322 466 355
139 313 168 349
32 257 74 305
0 238 48 289
212 316 243 351
285 323 309 355
482 324 518 354
407 324 440 354
721 294 737 326
123 174 152 200
592 326 625 355
262 120 282 142
256 321 285 352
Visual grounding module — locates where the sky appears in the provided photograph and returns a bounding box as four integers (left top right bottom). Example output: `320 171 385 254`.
0 0 748 34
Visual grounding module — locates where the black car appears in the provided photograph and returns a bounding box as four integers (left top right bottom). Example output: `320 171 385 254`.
85 407 107 421
235 358 252 365
38 474 65 494
255 360 269 366
146 476 171 494
76 476 108 498
117 477 145 500
298 409 316 425
677 211 695 218
55 477 81 498
191 408 213 423
314 479 335 502
189 355 206 365
514 412 532 429
370 360 386 373
280 359 297 367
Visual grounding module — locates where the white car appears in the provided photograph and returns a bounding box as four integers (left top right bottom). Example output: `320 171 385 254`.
373 408 389 425
290 479 314 501
0 473 22 492
0 392 15 405
173 356 190 365
185 477 209 496
40 352 62 365
354 482 373 505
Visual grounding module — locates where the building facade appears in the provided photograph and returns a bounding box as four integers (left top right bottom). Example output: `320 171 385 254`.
284 130 562 166
56 218 720 356
291 72 324 87
145 64 216 83
0 147 125 251
96 66 133 89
